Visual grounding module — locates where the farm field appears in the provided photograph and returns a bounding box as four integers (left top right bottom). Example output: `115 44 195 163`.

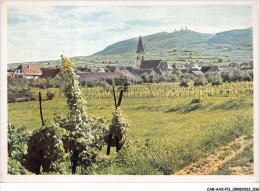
8 82 254 175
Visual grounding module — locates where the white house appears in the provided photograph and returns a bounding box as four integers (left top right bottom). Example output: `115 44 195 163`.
13 64 42 79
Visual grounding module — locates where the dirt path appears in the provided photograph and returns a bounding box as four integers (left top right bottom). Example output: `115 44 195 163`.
174 135 253 175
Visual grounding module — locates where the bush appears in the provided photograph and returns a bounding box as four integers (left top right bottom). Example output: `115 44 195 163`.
141 73 150 83
8 123 31 165
149 74 156 83
221 72 231 82
46 90 55 100
179 79 189 87
156 75 167 83
207 73 223 86
190 98 202 104
168 74 179 82
194 76 208 86
105 109 129 148
115 76 131 92
8 158 33 175
100 80 110 91
25 125 69 174
132 76 144 84
183 103 202 113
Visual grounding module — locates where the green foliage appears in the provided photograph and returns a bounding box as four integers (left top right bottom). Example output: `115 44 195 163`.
25 124 69 174
190 98 202 104
211 98 253 111
116 76 131 92
46 89 55 100
179 78 189 87
141 73 150 83
8 77 62 103
215 143 253 175
8 123 31 165
149 74 156 83
58 55 109 173
183 103 202 113
8 158 33 175
8 81 253 175
194 76 208 86
207 73 223 86
105 108 129 147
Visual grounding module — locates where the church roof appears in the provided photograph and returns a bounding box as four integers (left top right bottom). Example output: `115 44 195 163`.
136 36 145 53
133 69 155 76
159 61 173 70
140 60 161 70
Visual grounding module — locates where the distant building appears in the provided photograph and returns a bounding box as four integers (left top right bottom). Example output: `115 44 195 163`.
13 64 42 79
191 71 204 76
132 69 157 76
7 72 13 78
173 64 187 73
229 63 239 69
240 63 253 70
200 66 218 74
89 67 105 73
217 67 235 73
135 36 145 69
135 36 171 75
40 67 61 78
79 70 133 82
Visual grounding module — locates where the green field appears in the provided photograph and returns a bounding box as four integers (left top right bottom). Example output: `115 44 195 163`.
8 82 254 175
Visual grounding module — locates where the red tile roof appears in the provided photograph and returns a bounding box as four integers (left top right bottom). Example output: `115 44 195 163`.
192 71 204 76
175 64 187 69
114 69 133 77
217 67 235 73
16 64 42 76
7 72 13 78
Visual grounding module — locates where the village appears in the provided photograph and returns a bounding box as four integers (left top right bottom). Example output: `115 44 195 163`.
7 36 253 83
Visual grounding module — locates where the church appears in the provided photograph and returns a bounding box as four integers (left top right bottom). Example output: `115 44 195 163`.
135 36 173 75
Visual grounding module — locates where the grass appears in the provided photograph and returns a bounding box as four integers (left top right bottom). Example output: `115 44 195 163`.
8 83 254 175
215 143 254 175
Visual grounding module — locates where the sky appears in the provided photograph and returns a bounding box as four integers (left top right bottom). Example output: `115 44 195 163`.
7 4 252 64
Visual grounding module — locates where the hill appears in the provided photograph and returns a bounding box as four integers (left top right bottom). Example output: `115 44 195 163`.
207 28 252 46
93 30 214 56
93 28 252 56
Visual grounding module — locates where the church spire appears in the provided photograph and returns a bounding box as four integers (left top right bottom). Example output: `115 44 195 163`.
135 35 145 69
136 36 145 53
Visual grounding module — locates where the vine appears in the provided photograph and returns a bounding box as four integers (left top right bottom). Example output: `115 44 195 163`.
55 55 109 173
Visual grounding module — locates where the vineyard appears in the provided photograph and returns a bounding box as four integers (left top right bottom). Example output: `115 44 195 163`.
8 80 254 175
83 81 253 99
7 57 254 175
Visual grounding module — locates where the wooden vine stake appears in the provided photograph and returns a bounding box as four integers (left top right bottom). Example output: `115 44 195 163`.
107 86 125 155
36 92 45 175
39 92 45 126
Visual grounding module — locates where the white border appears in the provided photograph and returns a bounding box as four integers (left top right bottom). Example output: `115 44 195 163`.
1 0 259 186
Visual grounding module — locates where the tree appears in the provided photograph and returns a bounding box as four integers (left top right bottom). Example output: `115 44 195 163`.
141 73 150 83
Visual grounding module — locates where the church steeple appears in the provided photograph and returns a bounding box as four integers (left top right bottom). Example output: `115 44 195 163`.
136 36 145 54
135 36 145 68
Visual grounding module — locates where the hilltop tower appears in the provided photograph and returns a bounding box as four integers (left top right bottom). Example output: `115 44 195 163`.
136 36 145 68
